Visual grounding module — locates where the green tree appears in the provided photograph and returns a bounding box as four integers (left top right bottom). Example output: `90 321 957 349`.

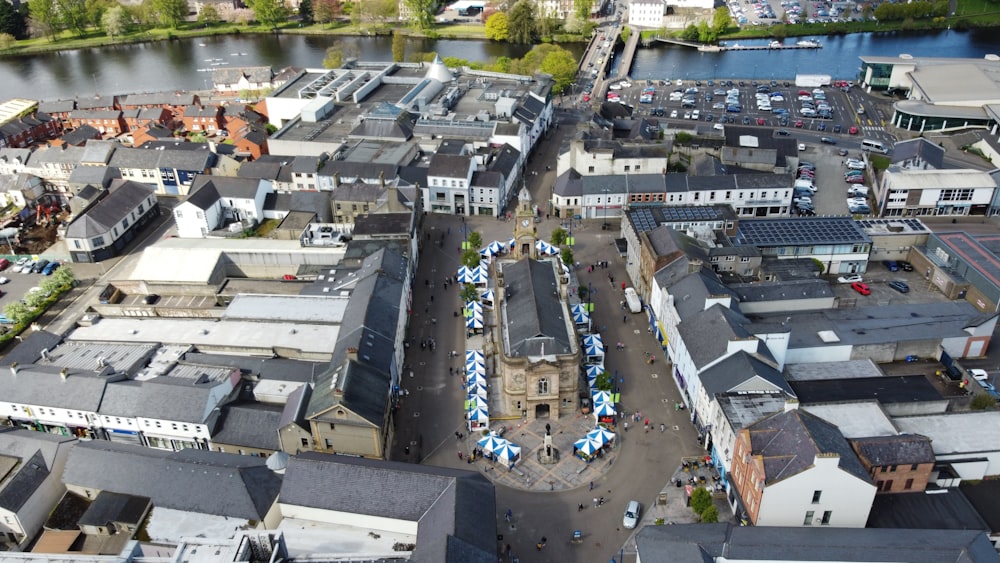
690 487 712 514
391 29 405 62
507 0 535 44
246 0 289 28
29 0 60 39
680 23 698 41
620 25 630 42
696 20 713 43
594 370 612 391
402 0 434 28
314 0 341 23
701 504 719 523
297 0 312 24
3 302 31 325
461 248 481 268
971 393 997 410
467 230 483 249
460 283 478 302
56 0 89 35
561 247 574 268
573 0 589 23
484 11 508 41
101 4 127 37
84 0 110 28
0 0 27 39
197 4 219 25
711 6 730 35
152 0 187 27
549 227 567 246
51 265 74 287
0 32 14 47
539 46 577 94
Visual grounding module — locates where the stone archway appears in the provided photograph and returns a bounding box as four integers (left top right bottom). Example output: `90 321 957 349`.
534 403 550 419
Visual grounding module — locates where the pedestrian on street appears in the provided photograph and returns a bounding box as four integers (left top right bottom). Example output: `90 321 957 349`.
623 315 627 323
593 497 599 507
624 421 629 432
458 451 463 460
578 503 585 512
660 423 666 433
589 481 594 491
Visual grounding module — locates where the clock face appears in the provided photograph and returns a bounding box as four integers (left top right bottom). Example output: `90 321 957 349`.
522 219 530 227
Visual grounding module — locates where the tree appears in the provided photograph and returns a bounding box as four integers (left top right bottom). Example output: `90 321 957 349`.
594 370 612 391
391 29 405 62
101 4 127 37
711 6 730 35
55 0 89 36
467 230 483 249
151 0 186 27
561 247 574 268
680 23 698 41
0 32 14 48
198 4 220 25
461 248 481 268
313 0 341 23
297 0 312 24
402 0 434 29
29 0 60 39
460 283 478 302
620 25 630 42
701 504 719 523
246 0 289 28
539 46 577 94
690 487 712 515
484 11 508 41
971 393 997 410
0 0 27 39
84 0 110 28
549 227 567 246
507 0 535 44
3 302 31 325
572 0 589 24
323 44 344 68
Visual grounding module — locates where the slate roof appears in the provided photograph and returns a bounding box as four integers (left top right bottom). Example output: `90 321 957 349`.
70 109 122 120
698 351 793 399
677 304 751 369
213 67 275 84
470 170 502 189
78 491 150 527
39 100 76 114
211 402 283 451
68 164 113 187
850 434 935 467
397 164 428 188
502 259 573 357
789 375 944 404
280 453 496 563
0 429 75 513
489 143 520 178
0 330 63 367
26 146 85 166
729 278 834 302
428 153 471 178
179 352 323 383
60 125 101 146
238 158 293 183
122 92 198 107
333 179 385 202
891 137 945 169
182 178 220 211
191 175 262 199
107 146 213 171
746 408 871 485
65 180 154 240
62 441 281 520
634 523 999 563
0 364 114 412
98 376 224 425
74 96 116 110
183 105 220 118
552 168 583 196
80 140 117 165
867 489 989 531
959 479 1000 533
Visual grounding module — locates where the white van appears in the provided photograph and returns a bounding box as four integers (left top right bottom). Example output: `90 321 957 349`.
861 138 888 154
794 179 817 192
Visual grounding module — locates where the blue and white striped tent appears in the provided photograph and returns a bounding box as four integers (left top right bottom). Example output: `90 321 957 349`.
587 427 616 446
493 442 521 465
466 350 484 364
467 381 488 398
478 434 508 453
465 395 488 412
593 401 616 417
469 266 489 285
574 437 601 456
591 390 612 405
466 314 483 330
481 290 495 308
585 364 604 379
466 372 487 387
508 237 516 248
535 240 559 256
571 307 590 326
582 334 605 357
456 266 474 283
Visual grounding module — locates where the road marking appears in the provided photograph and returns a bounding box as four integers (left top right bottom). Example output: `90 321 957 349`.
651 373 659 378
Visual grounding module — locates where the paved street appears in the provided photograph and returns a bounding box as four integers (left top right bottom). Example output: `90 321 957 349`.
390 118 706 563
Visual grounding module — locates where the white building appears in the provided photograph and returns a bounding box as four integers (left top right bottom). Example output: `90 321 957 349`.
0 429 76 550
423 151 475 215
629 0 665 27
893 411 1000 480
878 167 997 217
173 176 273 237
730 407 877 528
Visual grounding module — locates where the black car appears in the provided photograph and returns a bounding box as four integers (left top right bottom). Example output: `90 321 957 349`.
743 116 751 124
820 136 836 144
776 129 790 136
31 259 49 274
898 261 914 272
833 124 842 133
887 280 910 293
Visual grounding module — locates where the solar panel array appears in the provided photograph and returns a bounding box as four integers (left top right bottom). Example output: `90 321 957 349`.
856 218 928 232
629 207 720 233
737 218 868 246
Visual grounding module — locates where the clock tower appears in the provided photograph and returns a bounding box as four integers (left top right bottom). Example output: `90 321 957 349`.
513 185 537 259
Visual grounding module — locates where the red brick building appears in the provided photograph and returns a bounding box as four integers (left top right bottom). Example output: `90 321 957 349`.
850 435 935 494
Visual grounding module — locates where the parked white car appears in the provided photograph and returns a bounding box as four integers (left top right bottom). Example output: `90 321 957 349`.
837 274 863 284
846 160 866 170
969 369 989 382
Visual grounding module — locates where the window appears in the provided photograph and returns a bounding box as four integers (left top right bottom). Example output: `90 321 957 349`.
588 166 595 173
803 511 814 525
904 478 914 490
175 210 183 219
90 236 105 247
329 423 335 430
821 511 832 525
324 438 333 449
138 204 144 214
121 218 129 229
538 378 549 394
911 464 919 471
889 465 897 472
301 438 309 448
624 165 630 172
73 240 81 249
812 490 822 503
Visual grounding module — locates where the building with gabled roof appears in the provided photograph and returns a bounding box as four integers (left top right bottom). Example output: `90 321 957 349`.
64 179 159 263
278 453 496 563
61 441 282 526
850 434 935 493
729 407 876 527
107 145 215 196
0 428 77 550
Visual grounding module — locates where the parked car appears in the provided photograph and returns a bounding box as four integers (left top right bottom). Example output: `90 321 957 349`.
887 280 910 293
837 274 863 284
820 136 836 144
898 261 914 272
30 259 49 274
0 258 9 271
41 261 60 276
848 126 859 134
884 260 900 272
623 500 641 529
851 281 871 295
969 369 989 382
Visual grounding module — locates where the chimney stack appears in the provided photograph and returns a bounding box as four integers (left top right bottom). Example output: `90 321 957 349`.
346 347 358 362
10 362 18 376
59 368 69 381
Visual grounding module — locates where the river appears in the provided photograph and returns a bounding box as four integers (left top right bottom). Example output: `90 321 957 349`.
2 28 1000 100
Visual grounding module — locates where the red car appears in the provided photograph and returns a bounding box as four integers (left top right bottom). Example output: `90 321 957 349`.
851 282 871 295
582 93 590 102
282 274 297 280
848 126 858 134
794 120 803 128
845 176 864 184
0 258 8 271
757 118 766 125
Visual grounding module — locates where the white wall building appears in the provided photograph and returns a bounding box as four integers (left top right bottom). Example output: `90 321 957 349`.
629 0 665 27
878 167 997 217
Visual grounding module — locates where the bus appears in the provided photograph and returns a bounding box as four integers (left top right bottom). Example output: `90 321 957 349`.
861 138 888 154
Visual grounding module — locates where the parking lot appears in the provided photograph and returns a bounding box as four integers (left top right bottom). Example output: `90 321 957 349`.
0 260 64 315
830 260 953 305
727 0 861 27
